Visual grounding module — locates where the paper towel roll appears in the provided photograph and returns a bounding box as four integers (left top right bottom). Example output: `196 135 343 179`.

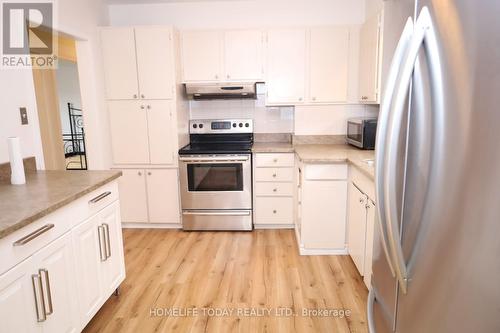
7 137 26 185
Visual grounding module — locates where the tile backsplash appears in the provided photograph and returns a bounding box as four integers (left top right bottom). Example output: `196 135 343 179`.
189 84 294 133
189 84 379 135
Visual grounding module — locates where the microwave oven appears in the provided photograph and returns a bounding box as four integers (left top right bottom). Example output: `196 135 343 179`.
346 118 377 150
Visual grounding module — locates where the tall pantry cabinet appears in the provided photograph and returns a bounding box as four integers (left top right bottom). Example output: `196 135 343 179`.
101 26 188 227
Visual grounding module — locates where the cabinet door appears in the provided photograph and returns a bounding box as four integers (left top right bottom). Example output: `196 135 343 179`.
135 27 174 100
364 199 376 288
359 13 382 103
117 169 148 223
0 257 41 333
266 29 307 105
33 232 79 333
181 31 222 82
108 101 150 164
348 183 368 275
146 100 175 165
72 216 102 326
101 28 139 100
99 202 125 296
301 180 347 249
309 27 350 103
224 30 263 81
146 169 180 224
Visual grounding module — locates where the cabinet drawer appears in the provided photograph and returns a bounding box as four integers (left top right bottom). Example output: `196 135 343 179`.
255 182 294 197
255 167 294 182
304 164 348 180
255 153 295 167
255 197 293 224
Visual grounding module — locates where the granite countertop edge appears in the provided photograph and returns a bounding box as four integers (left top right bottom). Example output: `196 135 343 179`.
0 171 122 240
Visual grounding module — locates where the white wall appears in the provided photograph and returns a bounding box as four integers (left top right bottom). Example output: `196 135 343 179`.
108 0 366 28
56 60 82 135
0 71 44 166
0 0 110 169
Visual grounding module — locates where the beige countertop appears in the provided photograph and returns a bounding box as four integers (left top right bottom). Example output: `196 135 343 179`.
0 170 122 240
253 142 375 180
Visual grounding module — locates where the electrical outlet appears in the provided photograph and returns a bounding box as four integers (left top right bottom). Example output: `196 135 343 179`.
20 107 28 125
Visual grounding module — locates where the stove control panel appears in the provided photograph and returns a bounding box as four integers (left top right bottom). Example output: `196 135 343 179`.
190 119 253 134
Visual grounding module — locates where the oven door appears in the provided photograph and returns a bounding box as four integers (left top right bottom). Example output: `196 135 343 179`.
346 120 364 148
179 155 252 210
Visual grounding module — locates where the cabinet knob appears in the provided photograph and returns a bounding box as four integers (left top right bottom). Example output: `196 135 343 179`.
147 105 151 109
133 94 138 99
147 171 152 176
215 74 219 79
140 105 145 110
272 173 277 178
273 188 277 192
227 74 230 79
312 97 316 101
298 97 303 102
273 210 277 214
273 158 278 163
141 94 145 99
138 171 142 176
359 198 364 203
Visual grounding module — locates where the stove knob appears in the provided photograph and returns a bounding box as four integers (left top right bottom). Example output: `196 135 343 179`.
193 124 197 128
199 123 204 129
245 123 249 128
239 123 243 127
232 123 237 128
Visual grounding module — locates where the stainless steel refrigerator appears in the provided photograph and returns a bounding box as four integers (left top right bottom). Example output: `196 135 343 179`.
368 1 500 332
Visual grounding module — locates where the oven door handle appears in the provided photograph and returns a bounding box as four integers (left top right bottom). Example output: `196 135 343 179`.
182 211 251 216
179 156 249 163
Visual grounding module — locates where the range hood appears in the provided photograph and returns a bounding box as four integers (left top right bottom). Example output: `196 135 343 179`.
185 82 257 100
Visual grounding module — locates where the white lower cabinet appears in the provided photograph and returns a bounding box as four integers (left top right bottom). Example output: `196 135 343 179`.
0 257 40 333
117 168 180 225
347 166 376 288
295 162 348 254
0 181 125 332
253 153 295 228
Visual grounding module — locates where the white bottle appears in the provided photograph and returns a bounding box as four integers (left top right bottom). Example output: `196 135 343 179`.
7 137 26 185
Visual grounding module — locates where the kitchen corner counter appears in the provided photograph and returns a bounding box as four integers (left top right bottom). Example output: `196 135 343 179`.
0 170 122 240
294 144 375 179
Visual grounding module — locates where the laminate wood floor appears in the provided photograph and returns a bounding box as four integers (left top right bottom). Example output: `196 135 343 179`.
83 229 368 333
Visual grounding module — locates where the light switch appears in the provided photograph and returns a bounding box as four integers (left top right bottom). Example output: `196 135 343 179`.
20 107 28 125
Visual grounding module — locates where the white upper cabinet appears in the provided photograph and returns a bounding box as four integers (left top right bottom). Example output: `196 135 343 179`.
181 31 222 82
266 29 307 105
101 27 175 100
135 27 175 100
224 30 264 81
309 27 350 103
101 28 139 100
359 12 383 103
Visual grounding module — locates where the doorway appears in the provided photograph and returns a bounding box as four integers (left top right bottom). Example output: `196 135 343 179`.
32 32 87 170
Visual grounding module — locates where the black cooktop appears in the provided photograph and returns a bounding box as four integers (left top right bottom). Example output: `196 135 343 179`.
178 133 253 155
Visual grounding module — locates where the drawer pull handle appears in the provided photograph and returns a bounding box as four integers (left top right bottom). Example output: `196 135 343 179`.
98 225 107 262
103 223 112 259
13 224 55 246
89 191 112 204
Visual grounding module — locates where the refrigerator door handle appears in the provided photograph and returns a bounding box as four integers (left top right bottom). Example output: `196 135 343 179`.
384 6 444 295
375 18 414 279
367 289 376 333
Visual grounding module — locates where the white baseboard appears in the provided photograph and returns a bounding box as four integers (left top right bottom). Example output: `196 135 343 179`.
253 224 294 229
122 223 182 229
298 247 348 256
